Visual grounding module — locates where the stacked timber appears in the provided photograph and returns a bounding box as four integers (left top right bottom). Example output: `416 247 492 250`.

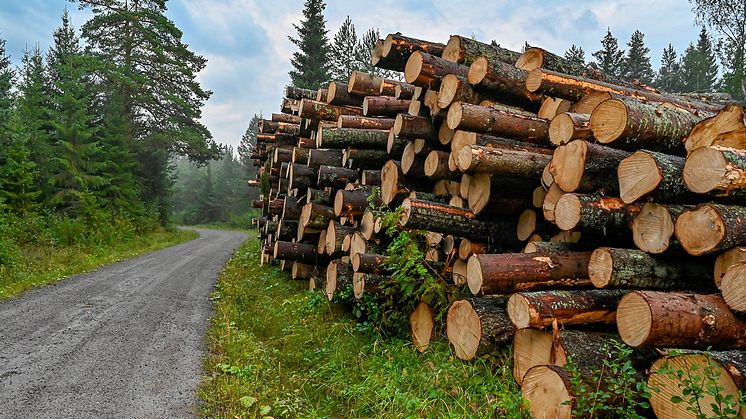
251 29 746 419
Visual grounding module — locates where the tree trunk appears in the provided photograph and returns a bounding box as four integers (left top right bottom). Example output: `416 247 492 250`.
343 148 390 169
325 221 357 257
393 113 434 138
273 241 321 264
347 71 383 96
548 112 592 145
549 140 631 194
457 239 504 259
307 148 343 169
299 98 363 121
507 289 625 328
617 150 696 204
715 247 746 287
334 187 380 217
554 193 643 235
394 82 417 99
400 142 427 177
676 203 746 256
272 112 301 124
374 34 446 72
379 78 407 97
437 74 484 108
292 147 310 165
316 127 389 148
446 102 549 141
258 119 301 135
684 105 746 154
404 51 468 87
466 56 542 108
456 143 552 176
362 96 411 117
299 203 336 231
352 253 389 274
285 86 316 100
316 165 359 189
305 188 332 205
276 220 298 241
442 35 521 66
538 97 572 120
446 297 515 360
380 160 433 205
467 251 592 295
684 146 746 197
617 291 746 349
288 163 317 191
361 169 381 186
326 81 363 107
465 173 537 215
591 95 706 154
337 115 395 130
424 150 460 180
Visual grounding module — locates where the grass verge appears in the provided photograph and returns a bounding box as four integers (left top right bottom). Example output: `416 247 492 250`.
200 234 528 418
0 227 198 300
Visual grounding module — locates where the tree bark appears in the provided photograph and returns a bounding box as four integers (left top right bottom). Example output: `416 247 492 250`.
675 203 746 256
337 115 395 130
316 127 389 148
299 98 363 121
442 35 521 66
334 187 380 217
374 34 446 72
275 220 298 241
549 140 631 193
343 148 390 169
456 143 552 176
617 150 696 204
437 74 484 108
554 193 643 234
446 297 515 360
465 173 538 215
299 202 336 231
362 96 411 117
361 169 381 186
380 160 433 205
288 163 317 192
273 241 321 265
404 51 468 87
272 112 301 124
424 150 460 181
507 289 625 329
326 81 364 106
446 102 549 141
347 71 383 97
393 113 434 138
394 82 417 99
307 148 343 169
325 259 354 302
351 253 389 274
316 165 359 189
466 55 542 108
285 86 316 100
305 188 332 205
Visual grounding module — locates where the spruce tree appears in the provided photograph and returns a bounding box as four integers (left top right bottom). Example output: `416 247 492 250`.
77 0 219 221
0 113 40 213
718 37 744 99
592 29 625 78
355 27 399 80
288 0 331 89
0 36 13 131
329 16 358 81
622 30 654 84
237 114 260 171
655 44 682 92
680 28 719 92
564 44 586 67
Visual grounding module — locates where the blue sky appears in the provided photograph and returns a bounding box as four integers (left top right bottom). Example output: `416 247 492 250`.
0 0 704 151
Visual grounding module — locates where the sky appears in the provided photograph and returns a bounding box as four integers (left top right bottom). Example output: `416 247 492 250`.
0 0 705 152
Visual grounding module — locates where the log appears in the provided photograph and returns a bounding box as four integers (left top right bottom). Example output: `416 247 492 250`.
298 98 362 121
538 97 572 120
292 147 310 165
317 165 359 189
324 260 354 301
337 115 395 130
466 55 541 107
394 82 416 99
467 251 592 295
374 33 445 72
457 239 502 260
288 163 317 191
649 351 746 419
715 247 746 286
273 241 320 265
410 301 435 353
334 187 380 217
507 289 625 328
307 148 343 169
449 130 523 154
280 97 299 115
523 241 582 254
362 96 411 117
343 148 389 170
437 74 483 109
521 365 573 419
299 202 335 231
446 102 549 141
542 183 564 222
684 146 746 197
285 86 316 100
268 198 284 216
525 68 724 114
549 140 631 193
404 51 468 87
378 78 406 97
400 142 427 177
554 193 643 233
380 160 432 205
272 112 301 124
465 173 538 215
617 150 695 204
629 203 690 255
684 105 746 153
424 150 459 180
590 95 706 154
720 261 746 312
315 88 328 102
400 198 522 246
291 262 320 280
616 291 746 349
275 220 298 241
325 221 356 257
316 127 389 148
512 328 553 384
446 297 514 360
347 71 382 96
393 113 433 138
456 143 552 176
306 187 332 205
589 246 712 290
442 35 521 66
386 129 408 155
437 120 455 145
351 253 389 274
548 112 592 145
326 81 363 106
675 203 746 256
361 169 381 186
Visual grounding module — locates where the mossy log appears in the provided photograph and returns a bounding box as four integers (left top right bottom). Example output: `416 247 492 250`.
316 127 389 148
675 203 746 255
298 98 362 121
442 35 521 66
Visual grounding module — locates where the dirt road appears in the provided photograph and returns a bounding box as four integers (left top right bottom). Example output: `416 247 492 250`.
0 228 247 418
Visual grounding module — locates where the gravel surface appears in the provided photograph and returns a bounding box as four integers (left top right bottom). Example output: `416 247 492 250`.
0 228 247 418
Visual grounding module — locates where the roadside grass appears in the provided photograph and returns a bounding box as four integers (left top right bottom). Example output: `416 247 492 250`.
0 227 197 300
200 234 528 418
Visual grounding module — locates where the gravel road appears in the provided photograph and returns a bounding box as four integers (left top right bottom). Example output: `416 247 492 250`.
0 228 247 418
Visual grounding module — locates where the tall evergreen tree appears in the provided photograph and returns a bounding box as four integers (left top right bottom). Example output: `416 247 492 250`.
680 28 719 92
564 44 586 67
0 36 13 131
0 113 40 213
76 0 219 221
237 113 260 172
655 44 683 92
355 27 398 80
622 30 654 84
592 29 625 77
288 0 331 89
329 16 358 81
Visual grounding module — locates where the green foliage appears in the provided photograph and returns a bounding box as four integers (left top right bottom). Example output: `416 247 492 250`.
565 44 586 67
656 44 683 92
564 339 651 418
680 28 719 93
592 29 625 78
288 0 331 89
622 30 654 84
653 350 745 418
0 112 40 213
329 16 359 81
200 237 528 418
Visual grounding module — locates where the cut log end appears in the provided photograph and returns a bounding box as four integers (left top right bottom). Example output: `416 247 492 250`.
506 294 531 328
441 35 462 63
522 366 573 419
683 146 728 194
517 209 537 241
466 172 490 215
512 329 553 384
720 262 746 312
445 299 482 360
618 151 663 204
588 247 613 288
715 248 746 287
446 101 463 130
616 292 653 347
404 51 424 84
548 113 576 146
424 150 441 177
551 140 588 193
466 256 483 295
675 205 726 256
631 202 675 254
554 193 581 231
589 99 627 144
437 74 459 108
524 68 543 93
381 160 400 205
410 302 435 353
514 48 543 71
467 55 489 85
325 261 338 301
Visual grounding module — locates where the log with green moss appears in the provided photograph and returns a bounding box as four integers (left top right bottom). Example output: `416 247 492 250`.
316 127 389 149
442 35 521 66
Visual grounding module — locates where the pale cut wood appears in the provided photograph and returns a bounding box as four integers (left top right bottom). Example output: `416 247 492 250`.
446 297 514 360
521 365 572 419
617 150 693 204
719 262 746 312
512 329 553 384
630 202 690 254
548 112 592 145
715 247 746 286
538 97 572 120
684 105 746 154
410 302 435 353
675 203 746 256
684 146 746 197
549 140 631 193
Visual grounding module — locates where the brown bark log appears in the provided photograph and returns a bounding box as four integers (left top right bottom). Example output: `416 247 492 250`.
467 251 592 295
288 163 317 191
326 81 364 106
325 259 354 302
351 253 389 274
374 34 445 72
362 96 411 117
404 51 468 87
361 169 381 186
437 74 484 108
343 148 389 169
337 115 395 130
380 160 433 205
292 147 310 165
325 221 357 257
334 187 380 217
271 112 301 124
548 112 592 146
554 193 642 234
507 289 626 328
675 203 746 255
299 203 336 231
617 150 696 204
394 82 417 99
456 143 552 176
307 148 343 169
273 241 322 265
446 297 515 360
305 188 332 205
466 55 542 109
549 140 631 193
393 113 434 138
424 150 459 181
347 71 383 96
446 102 549 142
442 35 521 66
715 247 746 287
378 78 406 97
298 98 362 121
275 220 298 241
316 165 359 189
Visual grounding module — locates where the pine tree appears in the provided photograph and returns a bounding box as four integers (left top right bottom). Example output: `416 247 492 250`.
655 44 682 92
680 28 719 92
77 0 219 221
592 29 625 78
288 0 331 89
329 16 358 81
355 27 399 80
622 30 654 84
564 44 586 67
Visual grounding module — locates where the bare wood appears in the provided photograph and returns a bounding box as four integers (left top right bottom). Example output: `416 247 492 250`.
630 203 690 254
618 150 695 204
393 81 416 99
437 74 484 109
347 71 383 96
675 203 746 255
316 127 389 148
684 105 746 153
684 146 746 197
548 112 592 145
549 140 631 193
325 259 354 301
410 302 435 353
720 262 746 312
285 86 316 100
446 297 514 360
393 113 433 138
424 150 459 180
715 247 746 286
513 329 553 384
380 160 432 205
538 97 572 120
542 183 564 222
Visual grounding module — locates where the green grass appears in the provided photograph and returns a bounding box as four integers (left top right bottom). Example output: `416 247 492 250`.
199 234 528 418
0 227 198 300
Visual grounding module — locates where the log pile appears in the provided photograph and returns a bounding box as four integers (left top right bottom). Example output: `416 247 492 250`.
250 30 746 418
